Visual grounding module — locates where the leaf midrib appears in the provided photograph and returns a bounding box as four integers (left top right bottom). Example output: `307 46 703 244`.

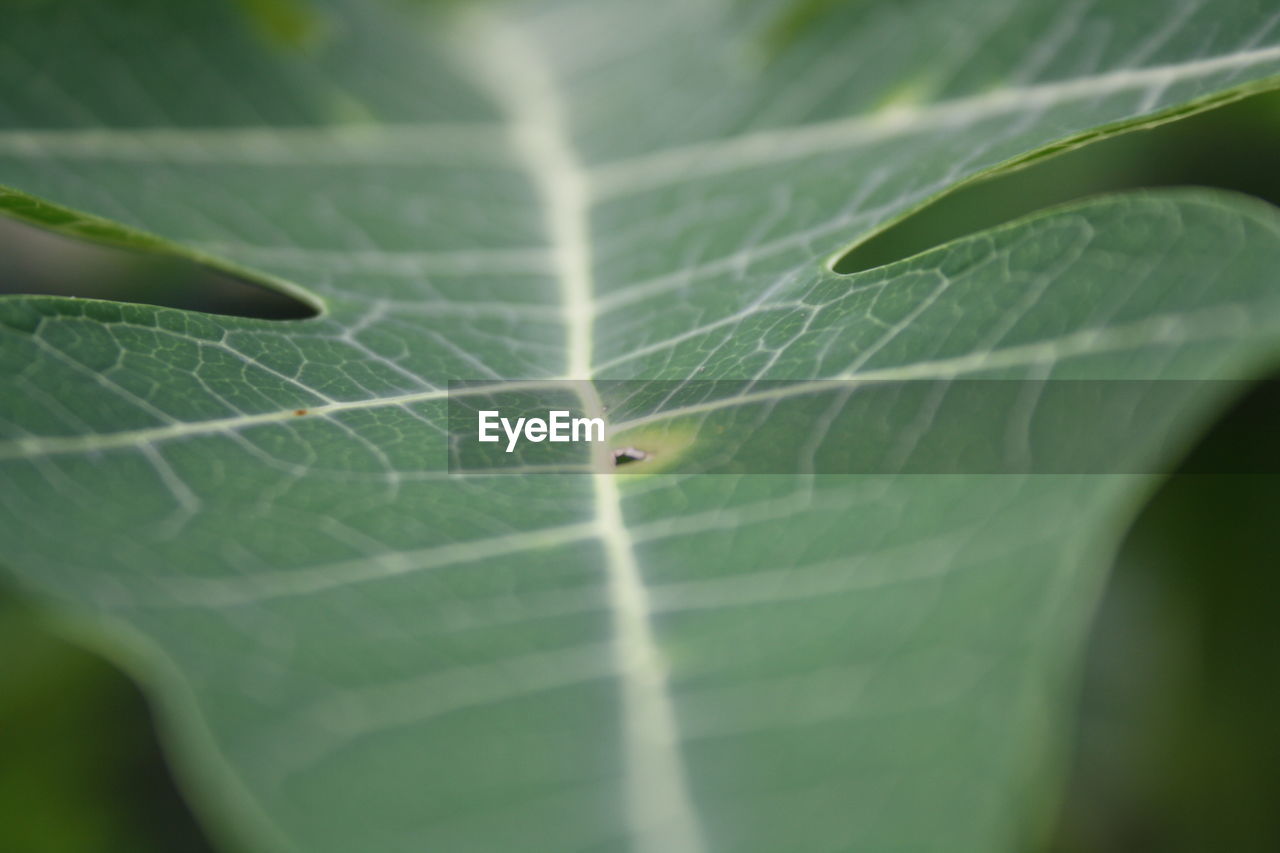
457 12 707 852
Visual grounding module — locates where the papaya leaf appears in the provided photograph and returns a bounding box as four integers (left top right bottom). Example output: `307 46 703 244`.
2 1 1280 851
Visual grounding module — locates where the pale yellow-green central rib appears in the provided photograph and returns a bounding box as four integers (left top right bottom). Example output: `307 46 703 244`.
460 12 707 853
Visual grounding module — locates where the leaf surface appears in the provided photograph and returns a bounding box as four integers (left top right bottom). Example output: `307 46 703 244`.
2 1 1280 851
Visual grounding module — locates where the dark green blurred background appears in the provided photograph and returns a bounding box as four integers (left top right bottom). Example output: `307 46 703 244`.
2 87 1279 853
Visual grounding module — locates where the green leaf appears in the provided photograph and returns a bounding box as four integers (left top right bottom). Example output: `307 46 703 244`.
2 1 1280 851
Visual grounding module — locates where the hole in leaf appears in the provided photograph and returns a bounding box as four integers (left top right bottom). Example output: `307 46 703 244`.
0 214 317 320
612 447 649 466
835 88 1280 274
1041 375 1280 853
